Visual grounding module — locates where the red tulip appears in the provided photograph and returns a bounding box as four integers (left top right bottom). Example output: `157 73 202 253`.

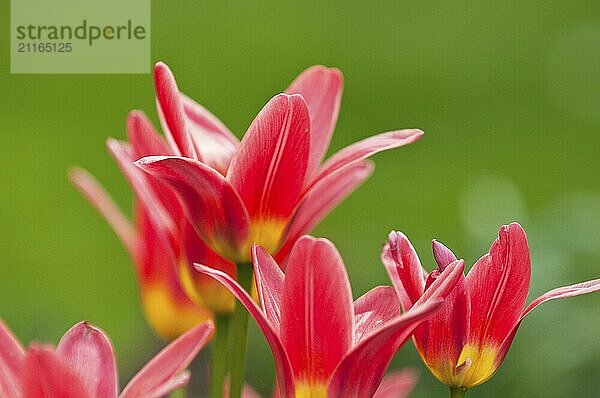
196 236 464 397
137 62 423 264
70 144 222 339
382 222 600 390
0 319 213 398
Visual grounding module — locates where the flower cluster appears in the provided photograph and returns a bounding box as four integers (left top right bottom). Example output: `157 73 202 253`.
2 62 596 398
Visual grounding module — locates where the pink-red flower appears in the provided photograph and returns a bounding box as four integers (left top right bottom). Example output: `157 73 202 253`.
137 62 423 264
0 318 213 398
196 235 465 397
70 147 220 339
382 222 600 390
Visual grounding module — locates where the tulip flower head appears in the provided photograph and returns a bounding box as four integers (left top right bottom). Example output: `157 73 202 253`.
196 235 465 397
382 223 600 391
70 157 221 339
0 319 213 398
137 62 424 264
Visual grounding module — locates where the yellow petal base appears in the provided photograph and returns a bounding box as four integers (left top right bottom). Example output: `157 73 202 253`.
295 380 328 398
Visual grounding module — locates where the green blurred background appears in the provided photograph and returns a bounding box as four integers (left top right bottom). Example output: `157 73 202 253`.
1 1 599 396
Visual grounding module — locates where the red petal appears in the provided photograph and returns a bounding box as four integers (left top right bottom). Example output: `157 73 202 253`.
280 236 354 382
285 65 343 179
108 140 176 238
523 279 600 317
382 231 426 312
136 156 249 259
227 94 310 220
315 129 423 186
328 301 441 398
276 161 372 263
497 278 600 366
252 245 285 334
414 268 469 378
126 110 172 159
181 94 239 175
56 322 118 398
372 369 419 398
120 321 214 398
21 345 93 398
69 168 137 256
466 223 530 347
354 286 402 345
194 264 295 398
154 62 197 159
0 319 24 397
414 260 465 308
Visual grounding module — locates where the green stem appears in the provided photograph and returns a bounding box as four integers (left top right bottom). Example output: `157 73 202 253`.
210 314 231 398
228 263 254 398
169 387 187 398
450 387 468 398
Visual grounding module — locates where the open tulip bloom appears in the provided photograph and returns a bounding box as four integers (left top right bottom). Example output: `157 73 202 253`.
196 235 466 397
135 62 423 265
70 164 216 340
0 319 213 398
382 223 600 396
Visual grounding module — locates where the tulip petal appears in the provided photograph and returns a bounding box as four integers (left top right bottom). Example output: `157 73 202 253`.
523 279 600 317
414 268 469 382
120 321 214 398
354 286 402 344
466 223 530 347
21 345 93 398
136 156 249 258
497 278 600 366
328 301 442 398
194 264 295 398
69 167 137 256
252 245 285 333
154 62 197 159
126 110 172 159
382 231 427 312
56 321 118 398
227 94 310 220
181 94 239 175
285 65 343 179
373 369 419 398
0 319 24 398
316 129 424 186
108 140 177 237
276 160 373 263
280 236 354 382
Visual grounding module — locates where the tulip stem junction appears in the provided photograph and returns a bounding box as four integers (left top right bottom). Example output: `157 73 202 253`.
450 388 468 398
210 314 231 398
229 263 254 398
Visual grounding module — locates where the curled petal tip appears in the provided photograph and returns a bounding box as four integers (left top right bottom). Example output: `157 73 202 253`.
432 239 458 271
